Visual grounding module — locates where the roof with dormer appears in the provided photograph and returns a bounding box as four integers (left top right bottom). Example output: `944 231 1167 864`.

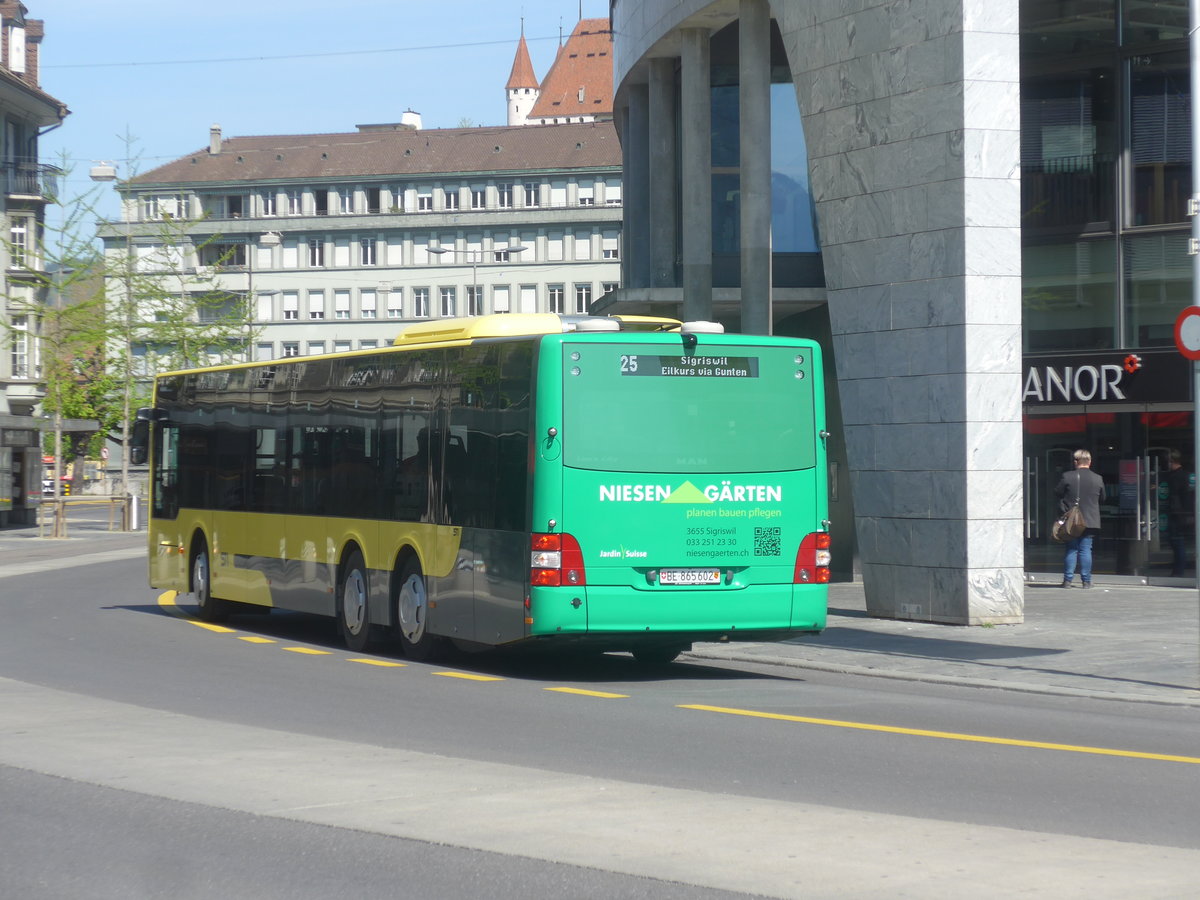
131 120 620 186
527 18 613 122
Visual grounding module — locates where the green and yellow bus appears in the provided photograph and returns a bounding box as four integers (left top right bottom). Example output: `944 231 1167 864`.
135 314 829 662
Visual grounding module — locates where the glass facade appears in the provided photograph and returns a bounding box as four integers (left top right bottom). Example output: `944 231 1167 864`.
706 20 822 289
1020 0 1191 353
1020 0 1194 583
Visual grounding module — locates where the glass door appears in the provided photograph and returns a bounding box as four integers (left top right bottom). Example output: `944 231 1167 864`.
1023 406 1193 583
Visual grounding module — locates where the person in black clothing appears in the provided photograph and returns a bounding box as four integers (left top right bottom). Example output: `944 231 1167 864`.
1055 449 1105 588
1164 449 1194 578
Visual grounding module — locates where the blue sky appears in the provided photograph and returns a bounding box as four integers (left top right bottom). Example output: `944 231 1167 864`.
39 1 611 213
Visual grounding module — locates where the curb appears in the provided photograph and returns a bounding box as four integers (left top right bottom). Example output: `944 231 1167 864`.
684 648 1200 709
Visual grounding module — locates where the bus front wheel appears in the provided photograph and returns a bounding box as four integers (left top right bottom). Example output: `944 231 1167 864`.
394 558 443 661
192 541 229 622
338 550 372 652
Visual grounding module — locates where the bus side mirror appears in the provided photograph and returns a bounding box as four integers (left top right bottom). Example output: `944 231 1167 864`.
130 407 167 466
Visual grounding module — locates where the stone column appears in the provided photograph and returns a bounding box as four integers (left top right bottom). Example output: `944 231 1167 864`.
773 0 1025 624
622 84 652 290
649 57 678 288
680 27 713 322
739 0 772 335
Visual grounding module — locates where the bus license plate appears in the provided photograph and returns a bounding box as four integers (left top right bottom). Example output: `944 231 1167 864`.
659 568 721 585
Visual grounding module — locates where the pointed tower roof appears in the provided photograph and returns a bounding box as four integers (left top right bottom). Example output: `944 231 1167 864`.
506 32 539 90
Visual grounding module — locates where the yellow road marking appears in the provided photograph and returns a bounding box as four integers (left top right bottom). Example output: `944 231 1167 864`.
283 647 332 656
239 636 276 644
349 659 407 668
157 590 235 632
189 621 237 634
546 687 629 699
679 704 1200 765
434 672 504 682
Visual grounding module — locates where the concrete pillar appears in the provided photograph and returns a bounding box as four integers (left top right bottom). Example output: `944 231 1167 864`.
649 57 678 288
680 28 713 322
622 84 652 289
773 0 1025 624
739 0 772 335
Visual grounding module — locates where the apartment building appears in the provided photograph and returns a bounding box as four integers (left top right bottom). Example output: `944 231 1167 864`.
0 1 68 525
95 119 622 366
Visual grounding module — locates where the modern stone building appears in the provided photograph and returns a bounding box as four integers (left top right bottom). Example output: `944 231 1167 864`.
0 1 68 525
96 119 623 366
607 0 1198 620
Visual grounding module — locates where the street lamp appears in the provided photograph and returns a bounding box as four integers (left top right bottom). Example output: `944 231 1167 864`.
428 242 527 315
90 161 136 526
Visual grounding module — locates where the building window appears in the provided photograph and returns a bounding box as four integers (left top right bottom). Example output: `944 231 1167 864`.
444 189 460 210
308 291 325 320
361 289 377 319
524 182 539 206
574 283 592 314
360 238 376 266
255 343 273 361
412 287 429 318
360 339 378 349
255 292 273 321
335 290 351 320
308 238 324 267
574 232 592 260
601 282 619 297
497 183 513 208
471 187 486 209
578 184 595 206
604 181 622 205
334 340 352 354
282 342 300 358
288 190 302 216
548 284 565 314
307 341 326 356
282 292 299 320
366 187 382 214
440 287 456 317
493 248 513 262
9 315 30 378
339 189 354 214
418 192 433 212
8 217 30 268
466 285 483 316
493 285 510 314
260 192 277 217
314 191 329 216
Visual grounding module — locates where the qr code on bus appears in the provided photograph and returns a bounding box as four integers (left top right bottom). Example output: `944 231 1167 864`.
754 527 782 557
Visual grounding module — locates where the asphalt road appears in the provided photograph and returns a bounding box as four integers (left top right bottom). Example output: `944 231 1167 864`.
3 553 1200 898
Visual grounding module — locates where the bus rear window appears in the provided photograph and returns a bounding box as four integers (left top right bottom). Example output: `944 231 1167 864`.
563 343 817 474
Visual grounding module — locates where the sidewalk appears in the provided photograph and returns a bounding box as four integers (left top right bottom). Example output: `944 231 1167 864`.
691 581 1200 707
4 520 1200 706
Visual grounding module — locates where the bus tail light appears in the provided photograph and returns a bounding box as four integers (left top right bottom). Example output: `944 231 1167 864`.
531 532 586 586
794 532 831 584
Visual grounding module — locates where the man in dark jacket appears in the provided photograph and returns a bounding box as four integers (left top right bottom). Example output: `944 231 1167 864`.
1055 449 1105 588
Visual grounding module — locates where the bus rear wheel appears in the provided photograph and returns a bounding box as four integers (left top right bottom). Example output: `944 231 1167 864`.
394 558 443 661
338 550 372 652
192 542 229 622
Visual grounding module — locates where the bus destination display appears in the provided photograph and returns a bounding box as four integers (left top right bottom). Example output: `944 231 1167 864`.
619 355 759 378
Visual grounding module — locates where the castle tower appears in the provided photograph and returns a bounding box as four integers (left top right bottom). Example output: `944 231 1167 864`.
506 24 540 126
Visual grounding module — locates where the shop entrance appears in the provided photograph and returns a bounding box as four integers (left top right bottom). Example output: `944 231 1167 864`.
1024 406 1194 584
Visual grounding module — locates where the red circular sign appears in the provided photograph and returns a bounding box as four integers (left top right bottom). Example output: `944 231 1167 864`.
1174 306 1200 360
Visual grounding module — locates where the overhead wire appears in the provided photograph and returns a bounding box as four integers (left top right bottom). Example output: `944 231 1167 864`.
43 34 567 70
